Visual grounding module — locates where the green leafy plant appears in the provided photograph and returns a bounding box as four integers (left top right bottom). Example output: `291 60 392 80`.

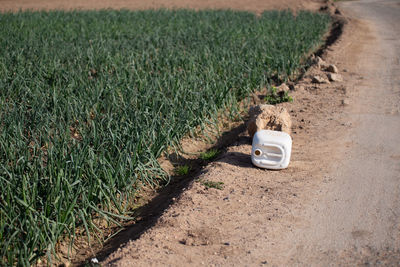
264 86 294 104
175 165 191 176
200 149 220 161
201 180 225 190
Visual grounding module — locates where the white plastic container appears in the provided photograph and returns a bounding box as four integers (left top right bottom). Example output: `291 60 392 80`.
251 130 292 169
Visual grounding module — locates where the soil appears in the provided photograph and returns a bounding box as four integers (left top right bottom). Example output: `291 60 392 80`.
3 0 399 266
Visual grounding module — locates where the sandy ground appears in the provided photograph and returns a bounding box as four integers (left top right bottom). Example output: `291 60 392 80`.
271 0 400 265
3 0 399 266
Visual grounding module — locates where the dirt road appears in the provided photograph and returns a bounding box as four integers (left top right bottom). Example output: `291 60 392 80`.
279 0 400 264
99 1 400 266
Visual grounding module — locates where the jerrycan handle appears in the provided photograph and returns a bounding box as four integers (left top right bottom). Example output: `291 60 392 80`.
261 143 285 165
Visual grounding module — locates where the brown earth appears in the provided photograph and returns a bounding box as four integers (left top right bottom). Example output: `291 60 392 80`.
4 0 399 266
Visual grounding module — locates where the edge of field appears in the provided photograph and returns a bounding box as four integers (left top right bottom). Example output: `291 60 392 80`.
0 1 345 266
67 6 347 267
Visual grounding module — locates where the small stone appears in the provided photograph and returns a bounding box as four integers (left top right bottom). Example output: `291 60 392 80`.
326 64 339 73
342 99 350 106
314 56 328 69
327 73 343 82
312 75 330 84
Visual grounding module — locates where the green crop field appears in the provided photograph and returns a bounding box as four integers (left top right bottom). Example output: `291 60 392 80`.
0 9 330 265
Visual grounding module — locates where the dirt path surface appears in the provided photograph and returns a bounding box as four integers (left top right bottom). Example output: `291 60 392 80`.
97 1 400 266
277 0 400 265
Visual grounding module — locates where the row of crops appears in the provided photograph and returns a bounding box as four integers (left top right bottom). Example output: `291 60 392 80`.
0 9 330 265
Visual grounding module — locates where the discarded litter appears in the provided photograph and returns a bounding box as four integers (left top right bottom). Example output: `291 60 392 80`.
251 130 292 169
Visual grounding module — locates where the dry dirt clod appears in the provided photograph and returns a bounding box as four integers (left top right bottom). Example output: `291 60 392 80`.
314 56 329 69
326 64 339 73
276 83 290 93
312 75 330 84
327 73 343 82
247 104 292 138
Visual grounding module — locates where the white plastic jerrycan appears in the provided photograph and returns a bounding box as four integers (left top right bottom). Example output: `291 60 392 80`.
251 130 292 169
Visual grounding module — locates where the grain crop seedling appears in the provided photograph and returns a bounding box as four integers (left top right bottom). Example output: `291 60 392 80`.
175 165 191 176
200 149 220 161
0 9 330 265
200 180 225 190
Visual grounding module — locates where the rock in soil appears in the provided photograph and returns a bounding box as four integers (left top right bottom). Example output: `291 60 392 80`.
247 104 292 138
312 75 330 84
326 64 339 73
314 56 329 69
327 73 343 82
342 99 350 106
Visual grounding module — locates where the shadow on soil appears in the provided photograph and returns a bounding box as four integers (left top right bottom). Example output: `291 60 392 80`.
78 122 249 265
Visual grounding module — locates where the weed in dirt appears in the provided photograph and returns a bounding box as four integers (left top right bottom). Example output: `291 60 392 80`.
264 86 294 104
0 9 330 265
175 165 191 176
200 149 220 161
200 180 225 190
